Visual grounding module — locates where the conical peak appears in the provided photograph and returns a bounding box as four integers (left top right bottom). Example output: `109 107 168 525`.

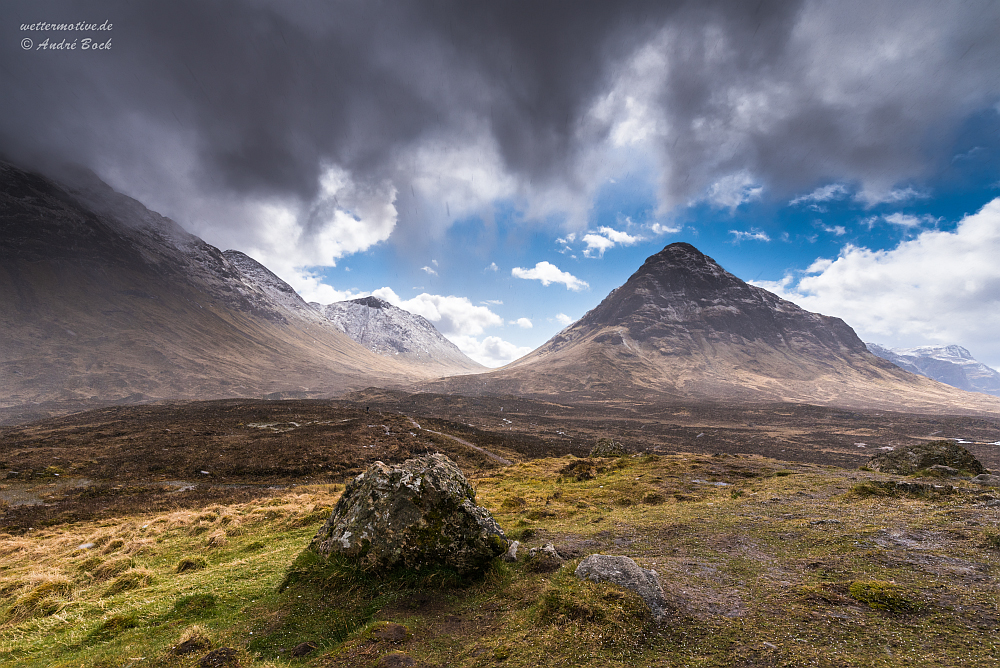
639 242 726 275
624 242 741 296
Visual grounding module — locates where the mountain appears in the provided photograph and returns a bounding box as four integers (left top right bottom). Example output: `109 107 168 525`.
867 343 1000 397
0 162 452 416
314 297 483 374
428 243 1000 413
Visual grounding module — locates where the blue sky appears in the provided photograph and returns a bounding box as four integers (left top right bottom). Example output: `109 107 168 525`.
4 1 1000 367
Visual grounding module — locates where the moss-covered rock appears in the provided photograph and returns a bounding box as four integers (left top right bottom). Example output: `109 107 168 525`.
867 440 986 476
590 438 626 458
310 453 508 575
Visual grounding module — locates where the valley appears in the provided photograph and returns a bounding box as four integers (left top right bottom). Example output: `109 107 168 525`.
3 397 1000 666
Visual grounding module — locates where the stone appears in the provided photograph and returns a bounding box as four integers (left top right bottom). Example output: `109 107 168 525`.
867 440 986 476
928 464 960 476
502 540 520 562
372 622 411 643
198 647 239 667
290 641 317 657
575 554 667 621
310 453 508 575
590 438 626 458
377 652 417 668
525 543 564 572
972 474 1000 487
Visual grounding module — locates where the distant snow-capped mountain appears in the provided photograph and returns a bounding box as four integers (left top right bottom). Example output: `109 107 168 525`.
866 343 1000 397
314 297 483 373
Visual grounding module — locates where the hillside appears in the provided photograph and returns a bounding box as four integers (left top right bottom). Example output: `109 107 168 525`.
0 163 438 419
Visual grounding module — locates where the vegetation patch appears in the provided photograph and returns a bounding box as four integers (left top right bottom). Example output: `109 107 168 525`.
172 593 217 617
176 556 208 573
86 613 139 643
848 580 922 613
103 568 154 597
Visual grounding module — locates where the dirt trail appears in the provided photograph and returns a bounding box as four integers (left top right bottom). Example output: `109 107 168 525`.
406 417 513 466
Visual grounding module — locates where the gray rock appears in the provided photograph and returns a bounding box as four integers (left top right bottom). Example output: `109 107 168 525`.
590 438 626 458
867 440 986 476
525 543 564 572
502 540 520 562
575 554 667 621
928 464 960 476
310 453 508 575
972 474 1000 487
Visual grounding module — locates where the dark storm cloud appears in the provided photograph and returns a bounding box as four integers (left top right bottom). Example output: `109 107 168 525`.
2 0 999 239
2 0 673 200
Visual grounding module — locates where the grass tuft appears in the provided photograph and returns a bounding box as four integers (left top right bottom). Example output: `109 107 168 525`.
848 580 921 613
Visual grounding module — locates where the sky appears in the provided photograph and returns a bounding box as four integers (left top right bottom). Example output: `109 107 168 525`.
3 0 1000 368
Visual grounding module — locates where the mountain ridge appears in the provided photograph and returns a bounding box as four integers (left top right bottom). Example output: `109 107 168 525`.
426 243 1000 414
0 162 462 415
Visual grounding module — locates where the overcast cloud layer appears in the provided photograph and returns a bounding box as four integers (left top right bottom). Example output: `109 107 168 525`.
3 0 1000 367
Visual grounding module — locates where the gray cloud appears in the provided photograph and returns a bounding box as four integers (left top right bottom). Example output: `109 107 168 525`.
3 0 999 260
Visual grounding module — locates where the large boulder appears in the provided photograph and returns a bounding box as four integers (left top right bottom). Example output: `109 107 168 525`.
575 554 668 621
310 453 508 575
867 440 986 476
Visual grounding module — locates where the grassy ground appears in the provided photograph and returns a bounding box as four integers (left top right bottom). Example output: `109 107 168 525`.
3 451 1000 667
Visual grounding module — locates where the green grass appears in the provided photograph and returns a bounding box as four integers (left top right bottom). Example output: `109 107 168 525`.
2 455 1000 666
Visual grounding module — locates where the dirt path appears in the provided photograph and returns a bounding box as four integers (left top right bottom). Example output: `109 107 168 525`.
406 417 513 466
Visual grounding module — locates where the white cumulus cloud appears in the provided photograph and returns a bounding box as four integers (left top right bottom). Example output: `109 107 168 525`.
730 228 771 242
705 172 764 211
450 335 533 368
754 197 1000 367
582 233 616 257
512 262 589 291
371 288 503 336
581 225 643 257
790 183 849 206
555 313 574 326
420 266 438 276
883 213 938 228
854 186 928 208
513 317 533 329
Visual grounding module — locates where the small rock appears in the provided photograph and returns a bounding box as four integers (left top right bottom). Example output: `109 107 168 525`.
525 543 564 573
972 474 1000 487
199 647 239 667
377 652 416 668
290 641 317 657
928 464 960 476
502 540 520 562
590 437 626 457
575 554 667 621
372 622 411 643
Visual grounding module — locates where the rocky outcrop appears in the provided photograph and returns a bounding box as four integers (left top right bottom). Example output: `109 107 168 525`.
867 440 986 476
310 453 507 575
575 554 668 621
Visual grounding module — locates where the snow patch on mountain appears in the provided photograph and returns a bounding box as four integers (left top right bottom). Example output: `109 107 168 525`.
315 297 483 371
223 250 326 323
866 343 1000 397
